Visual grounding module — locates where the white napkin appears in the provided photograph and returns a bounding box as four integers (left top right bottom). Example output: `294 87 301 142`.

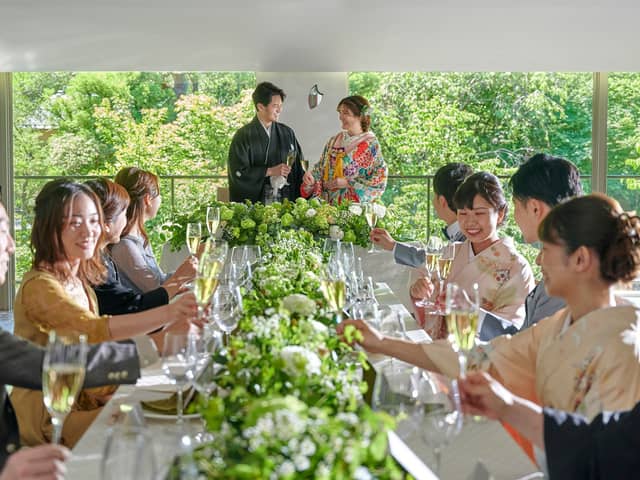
270 175 286 192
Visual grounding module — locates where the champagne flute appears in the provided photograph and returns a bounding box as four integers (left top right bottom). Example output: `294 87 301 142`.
186 222 202 256
206 207 220 238
320 253 347 324
364 203 378 253
193 252 224 322
445 282 480 377
161 333 197 427
415 235 444 309
212 283 243 346
42 331 87 444
283 144 296 186
300 159 310 171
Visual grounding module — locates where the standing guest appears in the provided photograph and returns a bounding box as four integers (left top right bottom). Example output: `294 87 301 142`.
86 178 181 315
301 95 387 204
111 167 196 295
410 172 535 331
227 81 305 203
11 179 197 447
370 162 472 267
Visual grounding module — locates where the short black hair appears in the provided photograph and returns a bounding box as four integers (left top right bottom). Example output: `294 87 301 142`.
433 163 474 210
509 153 582 207
252 82 286 109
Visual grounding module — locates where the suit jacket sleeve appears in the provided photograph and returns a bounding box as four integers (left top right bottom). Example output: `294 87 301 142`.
544 402 640 480
0 330 140 390
393 243 425 268
479 311 520 341
523 280 566 329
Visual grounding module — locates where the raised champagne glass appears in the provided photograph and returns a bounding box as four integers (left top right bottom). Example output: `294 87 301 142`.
300 159 310 171
283 144 296 187
193 251 224 323
445 282 480 377
206 206 220 238
186 222 202 256
320 253 347 324
416 235 444 309
364 203 378 253
42 331 88 444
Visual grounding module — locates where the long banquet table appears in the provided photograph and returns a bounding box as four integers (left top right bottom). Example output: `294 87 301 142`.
67 272 540 479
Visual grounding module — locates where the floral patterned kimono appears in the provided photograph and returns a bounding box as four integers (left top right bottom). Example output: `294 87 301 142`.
307 130 387 204
414 238 535 333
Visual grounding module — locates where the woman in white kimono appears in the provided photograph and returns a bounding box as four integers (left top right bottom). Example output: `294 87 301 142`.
411 172 535 336
340 194 640 457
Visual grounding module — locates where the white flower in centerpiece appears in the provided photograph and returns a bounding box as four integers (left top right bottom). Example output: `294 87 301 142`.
348 204 363 216
299 437 316 456
372 203 387 218
293 454 311 471
305 208 317 218
309 319 329 335
277 461 295 477
354 466 373 480
621 318 640 361
282 293 317 316
280 345 322 377
329 225 344 240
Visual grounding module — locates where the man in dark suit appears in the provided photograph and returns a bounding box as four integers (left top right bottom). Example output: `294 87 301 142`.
0 201 166 478
370 162 473 266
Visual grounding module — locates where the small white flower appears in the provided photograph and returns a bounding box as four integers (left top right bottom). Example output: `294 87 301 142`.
309 319 329 335
621 319 640 361
329 225 344 240
372 203 387 218
293 454 311 471
305 208 317 218
282 293 317 316
278 461 295 477
299 437 316 456
280 345 322 377
354 467 373 480
348 204 363 216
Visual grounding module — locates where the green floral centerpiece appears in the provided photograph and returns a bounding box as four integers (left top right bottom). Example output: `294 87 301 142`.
168 197 395 250
180 230 407 479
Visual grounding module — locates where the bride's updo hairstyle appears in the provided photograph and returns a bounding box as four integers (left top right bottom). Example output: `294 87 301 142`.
539 193 640 284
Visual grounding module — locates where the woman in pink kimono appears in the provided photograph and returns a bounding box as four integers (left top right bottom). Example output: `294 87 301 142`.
301 95 387 204
411 172 535 336
340 193 640 425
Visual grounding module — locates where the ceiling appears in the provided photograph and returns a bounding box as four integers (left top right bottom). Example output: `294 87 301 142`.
2 0 640 71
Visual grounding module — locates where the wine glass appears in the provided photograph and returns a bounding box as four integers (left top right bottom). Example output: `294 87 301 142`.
206 206 220 238
379 306 407 339
212 283 243 345
322 238 341 261
186 222 202 256
445 282 480 377
415 235 444 309
161 333 197 427
243 245 262 268
412 370 463 476
320 253 347 324
101 425 157 480
300 159 310 171
283 144 296 186
193 252 224 323
371 360 419 429
42 331 88 444
364 203 378 253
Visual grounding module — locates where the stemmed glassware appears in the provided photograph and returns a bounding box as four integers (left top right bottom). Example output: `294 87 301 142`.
412 370 463 476
283 144 296 187
101 426 156 480
206 206 220 239
186 222 202 256
320 252 347 324
445 282 480 376
193 249 224 324
415 235 444 309
364 203 378 253
161 333 197 427
300 159 310 171
42 331 87 444
212 283 243 345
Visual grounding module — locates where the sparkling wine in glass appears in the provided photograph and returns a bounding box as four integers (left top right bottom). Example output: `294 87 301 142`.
186 222 202 255
283 144 296 186
416 236 444 309
300 159 310 171
445 282 480 377
320 254 347 324
206 207 220 238
42 331 87 444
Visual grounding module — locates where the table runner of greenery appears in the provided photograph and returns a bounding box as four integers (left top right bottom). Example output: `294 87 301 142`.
168 197 399 251
181 229 407 479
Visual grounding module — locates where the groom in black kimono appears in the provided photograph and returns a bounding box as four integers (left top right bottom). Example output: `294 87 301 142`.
227 81 305 203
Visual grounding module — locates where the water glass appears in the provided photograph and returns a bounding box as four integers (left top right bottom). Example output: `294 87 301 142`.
161 333 197 426
101 426 156 480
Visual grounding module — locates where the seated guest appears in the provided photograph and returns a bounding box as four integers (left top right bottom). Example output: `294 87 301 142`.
111 166 196 294
301 95 387 204
459 372 640 480
11 179 197 447
411 172 535 332
340 195 640 425
370 162 473 267
86 178 181 314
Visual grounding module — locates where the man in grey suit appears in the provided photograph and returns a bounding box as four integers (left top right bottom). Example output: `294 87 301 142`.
370 162 473 266
478 153 583 339
0 201 174 478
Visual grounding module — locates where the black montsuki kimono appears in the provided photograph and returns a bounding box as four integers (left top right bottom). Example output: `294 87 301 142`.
227 116 305 203
544 402 640 479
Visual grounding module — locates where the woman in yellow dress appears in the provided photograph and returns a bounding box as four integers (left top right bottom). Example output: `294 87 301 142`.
12 179 197 447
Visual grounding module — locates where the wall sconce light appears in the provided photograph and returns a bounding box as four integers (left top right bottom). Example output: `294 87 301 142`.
308 84 324 110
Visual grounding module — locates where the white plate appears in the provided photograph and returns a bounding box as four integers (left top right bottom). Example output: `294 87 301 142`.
142 410 201 420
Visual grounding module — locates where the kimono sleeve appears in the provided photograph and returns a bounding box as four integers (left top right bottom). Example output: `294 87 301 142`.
21 275 112 343
227 127 267 202
351 137 387 202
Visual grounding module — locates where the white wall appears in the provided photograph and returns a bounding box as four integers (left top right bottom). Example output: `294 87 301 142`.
256 72 348 164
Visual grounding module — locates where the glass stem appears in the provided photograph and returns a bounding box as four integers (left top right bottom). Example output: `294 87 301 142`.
334 310 343 325
457 350 468 379
51 416 63 444
177 386 184 426
434 447 442 476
